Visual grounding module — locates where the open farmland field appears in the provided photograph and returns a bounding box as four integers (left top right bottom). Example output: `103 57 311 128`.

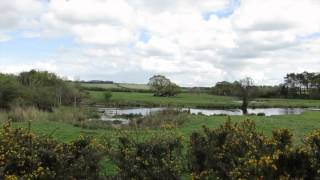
89 91 320 109
80 82 150 90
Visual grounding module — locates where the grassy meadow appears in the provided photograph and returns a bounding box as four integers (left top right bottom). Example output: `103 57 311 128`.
80 82 150 90
89 91 320 108
2 111 319 144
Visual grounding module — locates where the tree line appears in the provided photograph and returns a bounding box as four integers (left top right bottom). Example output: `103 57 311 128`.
283 71 320 99
0 70 81 111
211 71 320 100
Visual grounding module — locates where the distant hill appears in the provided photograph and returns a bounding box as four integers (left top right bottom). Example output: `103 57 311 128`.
79 82 150 92
77 81 210 93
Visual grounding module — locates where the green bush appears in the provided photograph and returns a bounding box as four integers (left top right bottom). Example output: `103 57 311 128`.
188 119 320 179
72 119 112 130
103 91 112 102
109 131 184 179
0 74 21 109
0 123 105 180
130 109 190 128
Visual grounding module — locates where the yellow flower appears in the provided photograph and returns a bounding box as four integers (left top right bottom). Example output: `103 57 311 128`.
4 175 18 180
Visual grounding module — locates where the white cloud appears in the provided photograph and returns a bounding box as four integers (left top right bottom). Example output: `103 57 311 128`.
1 0 320 86
72 24 136 46
0 0 43 30
0 61 56 74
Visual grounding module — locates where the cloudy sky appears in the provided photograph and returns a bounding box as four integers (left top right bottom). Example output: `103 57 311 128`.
0 0 320 86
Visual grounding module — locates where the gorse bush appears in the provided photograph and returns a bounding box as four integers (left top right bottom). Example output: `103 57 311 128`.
188 119 320 179
0 122 105 180
3 118 320 179
109 131 184 179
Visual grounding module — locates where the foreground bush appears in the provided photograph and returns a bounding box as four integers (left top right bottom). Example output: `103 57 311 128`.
109 131 184 179
3 118 320 179
188 119 320 179
0 122 104 180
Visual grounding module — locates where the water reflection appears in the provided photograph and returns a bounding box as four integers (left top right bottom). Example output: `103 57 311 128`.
99 107 306 117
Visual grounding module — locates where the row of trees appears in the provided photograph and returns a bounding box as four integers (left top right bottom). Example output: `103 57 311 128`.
210 78 255 113
212 81 281 98
283 71 320 99
147 75 254 113
0 70 81 111
212 71 320 100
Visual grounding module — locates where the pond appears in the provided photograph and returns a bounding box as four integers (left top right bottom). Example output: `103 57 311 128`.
99 107 306 117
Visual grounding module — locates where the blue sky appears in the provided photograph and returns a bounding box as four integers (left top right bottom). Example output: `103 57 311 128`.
1 0 320 86
0 32 75 61
203 0 240 20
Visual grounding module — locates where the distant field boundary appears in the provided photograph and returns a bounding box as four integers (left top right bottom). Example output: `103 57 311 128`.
80 82 152 92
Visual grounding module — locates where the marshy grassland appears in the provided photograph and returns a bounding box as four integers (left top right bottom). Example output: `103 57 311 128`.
2 110 319 144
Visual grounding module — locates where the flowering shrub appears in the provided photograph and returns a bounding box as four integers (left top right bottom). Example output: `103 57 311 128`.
0 122 104 180
109 131 184 179
3 119 320 179
188 119 320 179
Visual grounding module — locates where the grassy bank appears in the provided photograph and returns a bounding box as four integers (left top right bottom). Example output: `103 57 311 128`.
89 91 320 108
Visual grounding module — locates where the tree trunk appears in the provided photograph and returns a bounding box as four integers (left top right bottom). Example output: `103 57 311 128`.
242 96 248 115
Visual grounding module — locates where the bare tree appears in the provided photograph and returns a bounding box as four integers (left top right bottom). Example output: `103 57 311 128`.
236 77 255 114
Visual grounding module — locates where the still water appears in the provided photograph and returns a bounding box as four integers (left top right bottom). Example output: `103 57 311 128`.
99 107 306 117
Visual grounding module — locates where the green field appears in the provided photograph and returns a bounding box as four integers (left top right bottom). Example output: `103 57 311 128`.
81 82 150 90
2 111 319 144
89 91 320 108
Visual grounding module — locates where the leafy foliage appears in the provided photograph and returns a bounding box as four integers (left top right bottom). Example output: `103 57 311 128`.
103 91 112 102
0 70 81 111
0 122 105 180
211 71 320 100
284 71 320 99
148 75 181 97
109 131 184 179
0 74 21 109
188 119 320 179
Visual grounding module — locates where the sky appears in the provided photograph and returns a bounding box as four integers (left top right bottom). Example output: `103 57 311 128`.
0 0 320 87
